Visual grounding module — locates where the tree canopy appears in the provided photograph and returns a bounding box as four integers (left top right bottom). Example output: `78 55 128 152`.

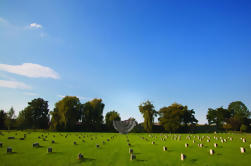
105 110 121 131
158 103 198 132
139 100 157 133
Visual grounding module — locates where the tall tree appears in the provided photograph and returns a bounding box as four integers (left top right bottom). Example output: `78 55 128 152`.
4 107 15 130
82 98 104 131
228 101 250 130
206 107 230 129
139 100 157 133
158 103 198 132
0 110 7 129
17 98 49 129
50 96 82 131
105 110 121 131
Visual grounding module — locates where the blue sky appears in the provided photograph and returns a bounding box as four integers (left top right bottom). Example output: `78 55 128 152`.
0 0 251 123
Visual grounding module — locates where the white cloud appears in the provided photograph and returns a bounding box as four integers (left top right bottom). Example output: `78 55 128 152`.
0 80 31 90
0 63 60 79
29 22 42 29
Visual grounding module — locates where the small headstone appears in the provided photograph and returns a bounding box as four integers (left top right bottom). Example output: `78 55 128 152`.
214 143 218 148
210 149 214 155
250 144 251 148
48 147 52 153
243 139 246 143
181 153 185 161
7 147 12 153
74 141 77 145
129 148 133 154
163 146 167 151
96 144 100 148
52 140 55 144
207 139 210 142
128 143 131 146
78 153 84 160
152 141 155 144
33 143 39 148
240 147 245 153
185 143 188 148
130 154 136 160
192 140 195 143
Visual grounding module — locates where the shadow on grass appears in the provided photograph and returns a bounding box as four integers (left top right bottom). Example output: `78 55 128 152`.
136 159 147 162
190 158 198 163
78 157 96 163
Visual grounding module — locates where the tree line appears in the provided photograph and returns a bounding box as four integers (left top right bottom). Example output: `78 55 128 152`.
0 96 250 133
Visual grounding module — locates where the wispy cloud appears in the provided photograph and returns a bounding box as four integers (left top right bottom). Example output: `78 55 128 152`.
0 80 31 90
0 63 60 79
29 22 42 29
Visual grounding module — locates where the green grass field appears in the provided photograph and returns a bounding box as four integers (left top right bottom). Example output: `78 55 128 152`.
0 131 250 166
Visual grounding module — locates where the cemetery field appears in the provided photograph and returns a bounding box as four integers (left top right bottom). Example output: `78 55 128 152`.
0 131 251 166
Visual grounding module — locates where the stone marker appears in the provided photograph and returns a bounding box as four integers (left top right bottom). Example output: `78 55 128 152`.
152 141 155 144
240 147 245 153
250 144 251 148
7 147 12 153
128 143 131 146
214 143 218 148
78 153 84 160
48 147 52 153
96 144 100 148
130 154 136 160
163 146 167 151
210 149 214 155
243 139 246 143
74 141 77 145
185 143 188 148
181 153 185 161
129 148 133 154
52 140 55 144
33 143 39 148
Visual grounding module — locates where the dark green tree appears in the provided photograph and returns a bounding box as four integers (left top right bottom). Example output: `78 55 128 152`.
158 103 198 132
206 107 230 129
4 107 15 130
0 110 7 129
228 101 250 130
50 96 81 131
105 110 121 131
139 100 157 133
17 98 49 129
82 98 104 131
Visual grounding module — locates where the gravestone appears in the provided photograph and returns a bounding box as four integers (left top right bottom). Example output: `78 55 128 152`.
52 140 55 144
240 147 245 153
48 147 52 153
130 154 136 160
128 143 131 146
210 149 214 155
163 146 167 151
33 143 39 148
96 144 100 148
78 153 84 160
185 143 188 148
214 143 218 148
152 141 155 144
74 141 77 145
181 153 185 161
129 148 133 154
7 147 12 153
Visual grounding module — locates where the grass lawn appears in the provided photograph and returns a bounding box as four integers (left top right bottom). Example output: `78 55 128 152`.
0 131 250 166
